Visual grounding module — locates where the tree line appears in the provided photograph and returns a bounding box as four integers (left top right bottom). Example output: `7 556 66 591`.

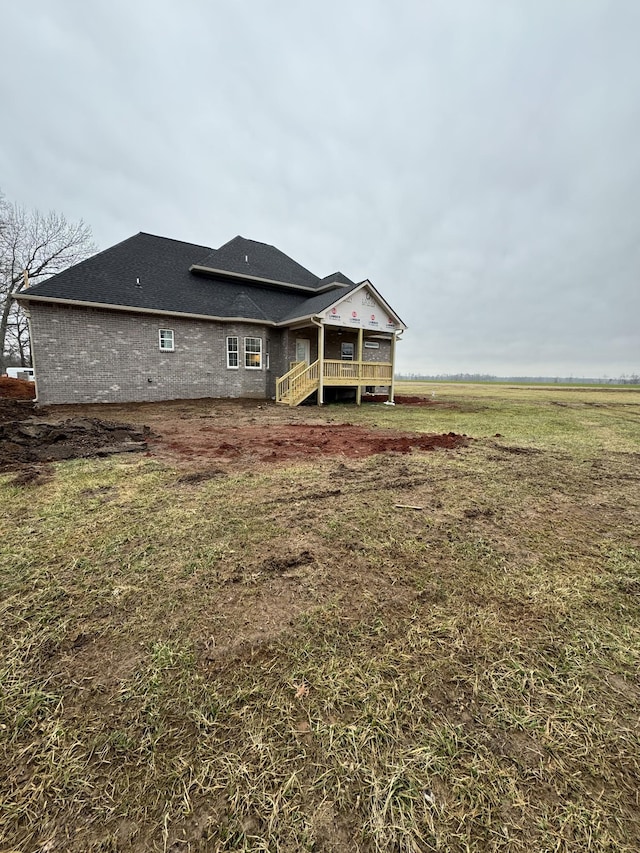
398 373 640 385
0 190 95 371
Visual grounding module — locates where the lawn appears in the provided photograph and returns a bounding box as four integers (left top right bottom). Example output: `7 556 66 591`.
1 382 639 851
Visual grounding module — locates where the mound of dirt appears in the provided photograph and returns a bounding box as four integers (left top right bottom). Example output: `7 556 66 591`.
0 399 36 422
0 418 151 471
0 376 36 399
362 394 448 406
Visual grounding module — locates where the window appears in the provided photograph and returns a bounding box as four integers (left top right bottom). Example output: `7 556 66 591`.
227 336 239 368
341 342 354 361
265 338 270 370
159 329 174 351
244 337 262 369
364 340 380 349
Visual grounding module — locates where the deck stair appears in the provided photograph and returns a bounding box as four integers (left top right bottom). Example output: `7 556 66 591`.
276 360 319 406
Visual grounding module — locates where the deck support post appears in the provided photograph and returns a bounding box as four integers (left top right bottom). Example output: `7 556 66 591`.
356 327 364 405
389 332 396 403
317 321 324 406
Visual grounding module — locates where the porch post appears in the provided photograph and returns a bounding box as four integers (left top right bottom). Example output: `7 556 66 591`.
389 331 396 403
317 321 324 406
356 326 364 405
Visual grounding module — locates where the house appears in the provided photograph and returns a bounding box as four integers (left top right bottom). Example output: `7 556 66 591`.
15 233 406 406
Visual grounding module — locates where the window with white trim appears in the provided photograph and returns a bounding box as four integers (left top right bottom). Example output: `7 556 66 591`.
341 342 354 361
227 336 239 368
159 329 174 351
265 338 270 370
244 337 262 369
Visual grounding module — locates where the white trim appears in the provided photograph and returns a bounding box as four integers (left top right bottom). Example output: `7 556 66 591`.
244 336 263 370
226 335 239 369
159 328 174 351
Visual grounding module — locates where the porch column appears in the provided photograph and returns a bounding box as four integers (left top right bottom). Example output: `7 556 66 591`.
356 326 363 405
389 331 396 403
317 321 324 406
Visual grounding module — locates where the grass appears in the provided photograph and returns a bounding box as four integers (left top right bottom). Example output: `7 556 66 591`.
1 381 639 851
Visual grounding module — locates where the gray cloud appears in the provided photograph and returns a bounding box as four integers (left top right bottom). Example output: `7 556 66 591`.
2 0 639 376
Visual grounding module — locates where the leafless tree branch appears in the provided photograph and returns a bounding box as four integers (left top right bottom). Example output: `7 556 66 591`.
0 192 96 369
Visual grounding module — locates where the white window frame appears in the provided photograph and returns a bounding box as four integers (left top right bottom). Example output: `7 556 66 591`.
244 336 263 370
226 336 239 369
265 338 270 370
341 341 355 361
159 329 174 352
364 340 380 349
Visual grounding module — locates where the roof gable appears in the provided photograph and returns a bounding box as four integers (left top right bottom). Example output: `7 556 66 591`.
195 236 321 289
317 271 355 287
282 281 406 331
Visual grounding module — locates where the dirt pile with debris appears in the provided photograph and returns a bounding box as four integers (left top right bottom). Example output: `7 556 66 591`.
0 397 468 474
0 417 151 471
0 376 36 399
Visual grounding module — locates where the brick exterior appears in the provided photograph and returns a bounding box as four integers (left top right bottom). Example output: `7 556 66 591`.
26 305 395 406
28 303 279 405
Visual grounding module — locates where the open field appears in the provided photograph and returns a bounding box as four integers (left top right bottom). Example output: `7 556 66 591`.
1 382 639 851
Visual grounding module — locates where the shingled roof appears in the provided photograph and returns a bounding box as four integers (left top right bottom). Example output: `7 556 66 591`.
195 236 323 289
18 232 361 324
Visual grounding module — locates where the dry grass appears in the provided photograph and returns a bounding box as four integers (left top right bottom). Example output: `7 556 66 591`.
1 382 639 851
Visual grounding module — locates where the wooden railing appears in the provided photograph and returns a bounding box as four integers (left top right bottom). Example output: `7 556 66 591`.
322 360 393 384
276 361 307 402
277 360 393 405
287 360 320 405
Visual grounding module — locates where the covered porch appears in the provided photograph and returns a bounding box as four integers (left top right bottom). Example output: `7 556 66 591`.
276 323 398 406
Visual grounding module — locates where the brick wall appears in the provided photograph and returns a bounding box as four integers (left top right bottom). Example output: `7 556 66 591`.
28 303 280 405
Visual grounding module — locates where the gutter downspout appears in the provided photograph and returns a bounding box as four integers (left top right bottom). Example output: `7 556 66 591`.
311 317 324 406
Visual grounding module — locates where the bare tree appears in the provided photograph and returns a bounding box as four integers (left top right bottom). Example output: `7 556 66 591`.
5 303 31 366
0 192 96 370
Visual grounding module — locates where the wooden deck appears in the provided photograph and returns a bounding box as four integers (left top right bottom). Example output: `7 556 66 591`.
276 360 393 406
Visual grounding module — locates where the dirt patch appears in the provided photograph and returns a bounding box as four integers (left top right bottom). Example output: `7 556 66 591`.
152 421 468 468
0 397 468 475
0 398 36 421
0 418 150 471
0 376 36 399
363 393 452 406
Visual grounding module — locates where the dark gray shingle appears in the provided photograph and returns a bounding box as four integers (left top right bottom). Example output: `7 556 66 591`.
22 232 357 324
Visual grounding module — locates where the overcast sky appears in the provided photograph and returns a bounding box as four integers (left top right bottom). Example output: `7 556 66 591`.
2 0 639 377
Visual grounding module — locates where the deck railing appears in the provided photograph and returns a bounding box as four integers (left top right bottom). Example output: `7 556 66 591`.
322 360 393 384
277 360 393 404
287 360 319 405
276 361 307 402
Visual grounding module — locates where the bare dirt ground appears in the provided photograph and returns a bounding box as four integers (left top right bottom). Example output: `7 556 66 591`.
0 395 467 474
